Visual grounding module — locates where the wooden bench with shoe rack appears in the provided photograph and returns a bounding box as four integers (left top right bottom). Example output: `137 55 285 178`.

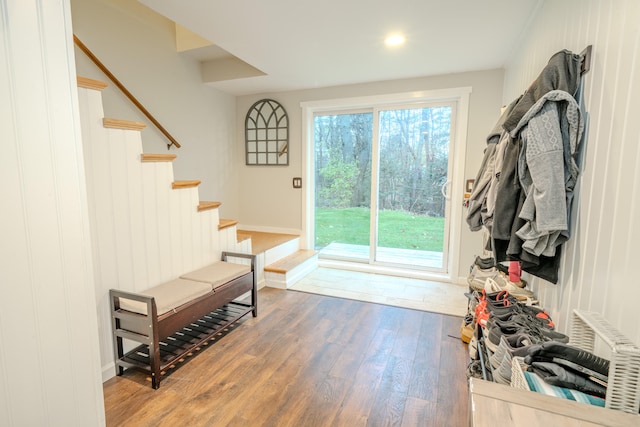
109 252 257 389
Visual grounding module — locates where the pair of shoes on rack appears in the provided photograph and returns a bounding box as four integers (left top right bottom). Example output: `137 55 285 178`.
467 257 529 292
486 303 554 330
484 277 535 303
485 317 569 353
485 309 555 333
474 290 518 328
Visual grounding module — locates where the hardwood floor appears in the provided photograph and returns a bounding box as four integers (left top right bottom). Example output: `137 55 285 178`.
103 288 470 426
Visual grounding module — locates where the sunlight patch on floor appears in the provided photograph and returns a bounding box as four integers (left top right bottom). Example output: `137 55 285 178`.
290 267 468 317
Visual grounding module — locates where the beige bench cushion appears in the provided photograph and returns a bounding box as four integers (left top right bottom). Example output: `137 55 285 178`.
118 278 212 316
180 261 251 289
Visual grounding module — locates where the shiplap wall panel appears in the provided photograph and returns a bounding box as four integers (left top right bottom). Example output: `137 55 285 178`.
125 132 149 291
168 183 183 277
141 163 161 286
502 0 640 346
155 164 174 282
0 0 105 425
78 85 243 378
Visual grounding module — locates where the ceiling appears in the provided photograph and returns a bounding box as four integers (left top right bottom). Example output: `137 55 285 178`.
139 0 542 96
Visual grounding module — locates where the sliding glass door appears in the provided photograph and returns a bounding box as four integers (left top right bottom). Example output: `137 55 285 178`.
313 102 455 273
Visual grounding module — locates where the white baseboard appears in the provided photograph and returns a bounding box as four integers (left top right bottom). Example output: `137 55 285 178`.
102 362 115 383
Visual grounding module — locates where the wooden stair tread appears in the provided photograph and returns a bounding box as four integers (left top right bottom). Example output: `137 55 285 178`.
218 219 238 230
264 250 318 274
197 201 222 212
77 76 108 91
237 230 300 254
172 180 201 189
103 118 146 131
236 232 252 243
141 154 177 162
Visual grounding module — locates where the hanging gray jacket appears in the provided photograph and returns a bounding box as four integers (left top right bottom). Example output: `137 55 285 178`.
511 90 584 257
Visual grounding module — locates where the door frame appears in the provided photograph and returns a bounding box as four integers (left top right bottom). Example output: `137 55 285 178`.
301 87 472 282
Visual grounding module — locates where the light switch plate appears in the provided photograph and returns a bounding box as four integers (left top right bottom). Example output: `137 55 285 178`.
292 177 302 188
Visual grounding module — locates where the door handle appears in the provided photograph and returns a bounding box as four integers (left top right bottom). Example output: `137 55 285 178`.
441 180 451 200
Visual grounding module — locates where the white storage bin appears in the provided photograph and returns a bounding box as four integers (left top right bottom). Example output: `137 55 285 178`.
570 310 640 415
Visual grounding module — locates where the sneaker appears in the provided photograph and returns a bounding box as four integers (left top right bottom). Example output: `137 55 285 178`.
486 318 568 353
466 360 483 379
484 277 535 302
486 311 554 332
498 270 528 289
467 261 505 291
468 336 478 360
460 315 474 344
490 333 540 369
474 256 495 269
494 352 513 385
475 290 518 328
495 263 529 289
486 303 555 329
483 290 518 315
486 321 523 352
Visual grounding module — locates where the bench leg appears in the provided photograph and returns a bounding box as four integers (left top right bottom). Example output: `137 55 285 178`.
251 278 258 317
149 338 161 389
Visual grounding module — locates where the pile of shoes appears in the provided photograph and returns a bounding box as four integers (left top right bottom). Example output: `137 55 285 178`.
462 256 611 406
467 288 570 384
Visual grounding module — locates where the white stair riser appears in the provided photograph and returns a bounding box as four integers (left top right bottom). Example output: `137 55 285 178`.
265 255 318 289
264 238 300 264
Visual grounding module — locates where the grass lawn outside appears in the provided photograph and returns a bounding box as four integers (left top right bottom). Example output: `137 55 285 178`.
315 207 444 252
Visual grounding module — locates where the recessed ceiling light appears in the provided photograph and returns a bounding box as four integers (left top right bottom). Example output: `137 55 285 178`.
385 34 405 47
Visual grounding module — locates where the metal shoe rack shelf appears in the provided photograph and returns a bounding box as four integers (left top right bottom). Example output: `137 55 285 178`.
508 309 640 416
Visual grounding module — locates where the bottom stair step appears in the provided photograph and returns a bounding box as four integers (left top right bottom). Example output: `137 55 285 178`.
264 250 318 274
264 250 318 289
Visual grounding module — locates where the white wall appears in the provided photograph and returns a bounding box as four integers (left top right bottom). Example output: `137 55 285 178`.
70 0 240 219
237 70 505 280
0 1 105 425
502 0 640 344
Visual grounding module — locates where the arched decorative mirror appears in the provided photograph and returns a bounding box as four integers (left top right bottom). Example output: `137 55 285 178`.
245 99 289 165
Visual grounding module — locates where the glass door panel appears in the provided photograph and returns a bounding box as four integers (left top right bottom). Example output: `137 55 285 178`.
375 105 453 270
314 112 373 261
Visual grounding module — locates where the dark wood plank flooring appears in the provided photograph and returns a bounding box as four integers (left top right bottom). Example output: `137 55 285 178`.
103 287 469 426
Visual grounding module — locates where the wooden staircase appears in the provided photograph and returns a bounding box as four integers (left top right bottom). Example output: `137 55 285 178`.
78 76 317 327
77 76 256 382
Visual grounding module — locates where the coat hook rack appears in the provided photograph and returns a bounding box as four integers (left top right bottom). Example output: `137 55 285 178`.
580 45 592 75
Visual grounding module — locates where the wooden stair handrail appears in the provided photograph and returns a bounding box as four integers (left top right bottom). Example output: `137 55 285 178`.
73 34 181 149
